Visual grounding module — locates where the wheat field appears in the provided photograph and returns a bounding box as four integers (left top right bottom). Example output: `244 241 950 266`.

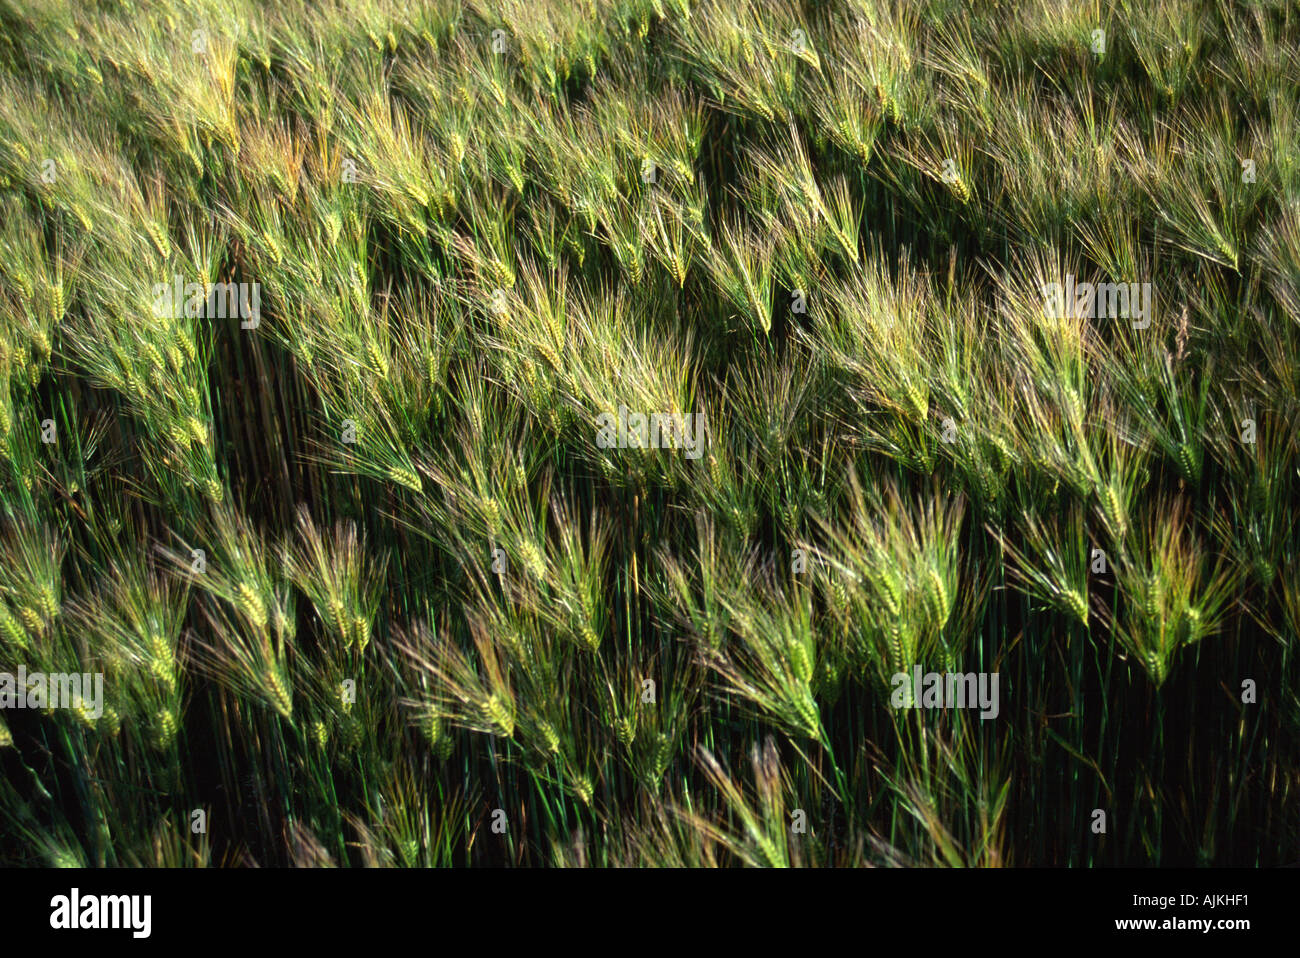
0 0 1298 867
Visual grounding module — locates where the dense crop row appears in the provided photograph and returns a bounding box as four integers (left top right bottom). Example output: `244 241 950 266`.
1 0 1297 866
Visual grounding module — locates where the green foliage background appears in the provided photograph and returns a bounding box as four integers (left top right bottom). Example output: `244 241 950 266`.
0 0 1297 866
